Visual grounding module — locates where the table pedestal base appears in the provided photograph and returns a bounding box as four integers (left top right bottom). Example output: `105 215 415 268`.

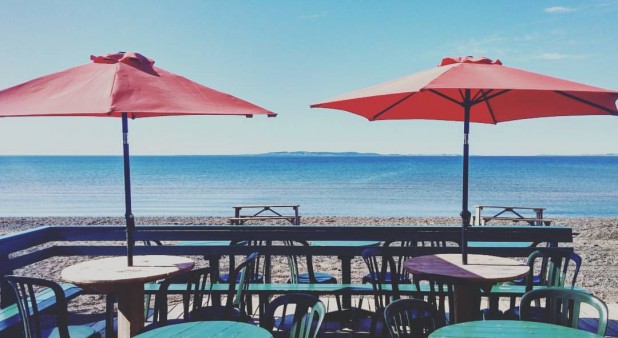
452 284 483 323
117 284 145 338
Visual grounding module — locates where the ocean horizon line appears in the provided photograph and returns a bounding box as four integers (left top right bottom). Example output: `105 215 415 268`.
1 152 618 157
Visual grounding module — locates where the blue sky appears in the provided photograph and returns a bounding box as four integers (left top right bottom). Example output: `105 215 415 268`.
0 1 617 155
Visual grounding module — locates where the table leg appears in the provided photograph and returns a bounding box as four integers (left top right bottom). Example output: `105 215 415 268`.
117 284 145 338
207 255 222 307
452 284 483 323
340 256 352 309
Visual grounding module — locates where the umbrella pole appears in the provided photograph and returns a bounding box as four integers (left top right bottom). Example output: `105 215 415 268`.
461 90 472 264
122 113 135 266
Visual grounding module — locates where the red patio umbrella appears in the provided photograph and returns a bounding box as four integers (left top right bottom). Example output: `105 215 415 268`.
0 51 276 265
311 56 618 263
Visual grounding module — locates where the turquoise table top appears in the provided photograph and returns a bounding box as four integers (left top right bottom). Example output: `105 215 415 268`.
429 320 603 337
468 241 532 248
311 240 380 247
134 321 273 338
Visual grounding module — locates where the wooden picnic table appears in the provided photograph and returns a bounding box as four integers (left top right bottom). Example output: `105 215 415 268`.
473 205 551 226
230 204 300 225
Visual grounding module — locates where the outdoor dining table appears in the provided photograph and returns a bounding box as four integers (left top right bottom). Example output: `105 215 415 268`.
133 321 273 338
404 254 529 323
429 320 603 337
61 255 194 338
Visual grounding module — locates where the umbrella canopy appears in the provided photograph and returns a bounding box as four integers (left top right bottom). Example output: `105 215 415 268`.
311 56 618 263
0 51 276 265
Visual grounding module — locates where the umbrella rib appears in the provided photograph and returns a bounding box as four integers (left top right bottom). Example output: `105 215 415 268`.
480 90 499 124
471 89 510 105
471 89 486 103
372 92 418 120
428 89 464 106
554 91 618 115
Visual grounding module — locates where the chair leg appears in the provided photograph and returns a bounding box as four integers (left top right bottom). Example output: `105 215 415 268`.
105 294 115 338
335 295 342 311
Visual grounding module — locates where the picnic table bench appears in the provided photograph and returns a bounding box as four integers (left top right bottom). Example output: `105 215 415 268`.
229 204 300 225
473 205 552 226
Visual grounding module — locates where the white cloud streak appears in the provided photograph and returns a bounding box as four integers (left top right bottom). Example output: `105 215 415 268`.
544 6 577 14
533 52 585 60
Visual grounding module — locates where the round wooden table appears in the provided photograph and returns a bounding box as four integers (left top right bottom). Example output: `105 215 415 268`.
133 321 273 338
429 320 603 337
62 255 194 338
404 254 529 323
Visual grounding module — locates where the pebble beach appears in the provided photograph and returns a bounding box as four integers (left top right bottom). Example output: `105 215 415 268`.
2 216 617 321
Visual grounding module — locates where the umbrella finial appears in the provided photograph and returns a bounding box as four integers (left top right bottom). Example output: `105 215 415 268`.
91 52 158 75
440 56 502 66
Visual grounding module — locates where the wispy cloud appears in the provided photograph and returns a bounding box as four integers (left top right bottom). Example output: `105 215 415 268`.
454 36 508 56
299 12 328 20
544 6 577 14
533 52 586 60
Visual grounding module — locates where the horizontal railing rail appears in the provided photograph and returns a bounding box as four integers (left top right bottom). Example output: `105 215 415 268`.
0 224 573 307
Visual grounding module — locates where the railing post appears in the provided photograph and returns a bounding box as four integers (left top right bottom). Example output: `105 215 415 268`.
0 255 15 308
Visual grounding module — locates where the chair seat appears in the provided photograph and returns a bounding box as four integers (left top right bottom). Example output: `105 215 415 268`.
218 273 264 283
510 275 542 285
362 272 411 284
298 272 337 284
45 325 100 338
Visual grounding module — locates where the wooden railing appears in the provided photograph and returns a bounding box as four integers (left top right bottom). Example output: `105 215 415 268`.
0 225 573 308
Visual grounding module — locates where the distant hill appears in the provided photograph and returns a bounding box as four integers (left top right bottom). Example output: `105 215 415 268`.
257 151 393 156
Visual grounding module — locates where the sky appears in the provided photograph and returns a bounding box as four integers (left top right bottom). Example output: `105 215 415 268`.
0 1 617 156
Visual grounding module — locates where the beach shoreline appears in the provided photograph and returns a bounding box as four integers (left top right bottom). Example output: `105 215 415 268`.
2 216 617 320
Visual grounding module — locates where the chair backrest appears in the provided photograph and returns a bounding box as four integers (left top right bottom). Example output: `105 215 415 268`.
226 251 260 318
520 288 608 336
361 248 401 311
152 267 214 325
525 249 582 290
260 293 326 338
283 240 319 284
4 275 70 338
229 240 268 283
411 274 454 327
383 298 441 338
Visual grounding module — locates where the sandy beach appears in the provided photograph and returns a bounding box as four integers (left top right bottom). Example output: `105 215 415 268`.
2 216 617 321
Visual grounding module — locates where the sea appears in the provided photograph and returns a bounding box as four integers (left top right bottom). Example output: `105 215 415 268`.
1 154 617 218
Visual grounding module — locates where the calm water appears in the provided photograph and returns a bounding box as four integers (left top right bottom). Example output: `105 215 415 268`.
0 155 617 217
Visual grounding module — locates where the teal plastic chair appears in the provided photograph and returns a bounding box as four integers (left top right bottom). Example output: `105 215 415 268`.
411 274 455 326
190 252 259 322
520 288 608 336
150 267 214 326
383 298 441 338
361 247 401 336
503 249 582 319
260 293 326 338
284 240 341 311
4 275 100 338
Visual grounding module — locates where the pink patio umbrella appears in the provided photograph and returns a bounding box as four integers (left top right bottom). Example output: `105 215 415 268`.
0 51 276 265
311 56 618 263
